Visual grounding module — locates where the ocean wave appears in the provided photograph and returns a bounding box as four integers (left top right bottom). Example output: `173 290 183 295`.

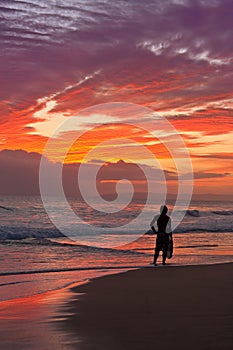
0 205 14 211
0 227 65 241
175 244 219 248
0 265 146 277
186 210 200 217
0 281 31 287
211 210 233 216
173 227 233 233
182 209 233 217
132 244 220 251
147 227 233 234
0 225 232 243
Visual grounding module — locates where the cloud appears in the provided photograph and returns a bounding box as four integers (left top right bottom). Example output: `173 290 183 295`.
1 0 233 103
193 172 231 180
1 0 233 192
0 149 41 195
0 149 174 197
191 153 233 160
1 150 232 199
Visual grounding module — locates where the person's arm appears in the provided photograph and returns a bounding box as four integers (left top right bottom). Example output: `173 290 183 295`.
151 226 157 234
166 218 173 239
150 215 159 233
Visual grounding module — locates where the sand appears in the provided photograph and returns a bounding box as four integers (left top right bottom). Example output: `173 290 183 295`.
63 263 233 350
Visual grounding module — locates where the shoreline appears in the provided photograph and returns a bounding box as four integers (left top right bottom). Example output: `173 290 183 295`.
61 262 233 350
0 261 233 349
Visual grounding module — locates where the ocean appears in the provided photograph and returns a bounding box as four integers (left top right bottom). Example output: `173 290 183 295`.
0 195 233 302
0 195 233 349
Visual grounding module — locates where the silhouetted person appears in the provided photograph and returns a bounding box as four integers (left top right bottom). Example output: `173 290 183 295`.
150 205 173 265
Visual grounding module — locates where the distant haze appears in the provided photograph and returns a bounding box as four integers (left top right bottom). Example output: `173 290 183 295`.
0 149 232 202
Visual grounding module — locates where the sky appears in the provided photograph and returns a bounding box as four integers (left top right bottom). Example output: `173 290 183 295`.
0 0 233 198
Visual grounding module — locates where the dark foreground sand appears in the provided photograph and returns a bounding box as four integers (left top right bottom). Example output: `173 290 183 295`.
63 263 233 350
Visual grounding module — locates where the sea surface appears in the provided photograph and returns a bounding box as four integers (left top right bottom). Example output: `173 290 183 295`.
0 195 233 349
0 195 233 301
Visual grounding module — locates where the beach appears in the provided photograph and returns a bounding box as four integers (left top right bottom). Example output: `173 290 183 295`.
2 0 233 349
63 263 233 350
1 197 233 349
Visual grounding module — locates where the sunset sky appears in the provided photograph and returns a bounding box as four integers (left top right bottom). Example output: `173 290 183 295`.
1 0 233 198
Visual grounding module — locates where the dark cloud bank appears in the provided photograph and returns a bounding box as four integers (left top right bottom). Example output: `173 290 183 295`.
0 150 230 200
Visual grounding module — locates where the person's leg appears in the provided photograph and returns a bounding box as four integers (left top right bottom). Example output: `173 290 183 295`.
153 249 160 265
162 247 167 265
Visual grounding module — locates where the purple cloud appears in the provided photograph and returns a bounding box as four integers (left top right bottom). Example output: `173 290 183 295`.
1 0 233 105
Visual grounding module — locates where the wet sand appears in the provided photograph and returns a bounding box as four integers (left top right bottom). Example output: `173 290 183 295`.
0 287 78 350
63 263 233 350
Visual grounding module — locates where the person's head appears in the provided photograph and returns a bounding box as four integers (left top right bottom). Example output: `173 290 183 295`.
160 205 168 215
